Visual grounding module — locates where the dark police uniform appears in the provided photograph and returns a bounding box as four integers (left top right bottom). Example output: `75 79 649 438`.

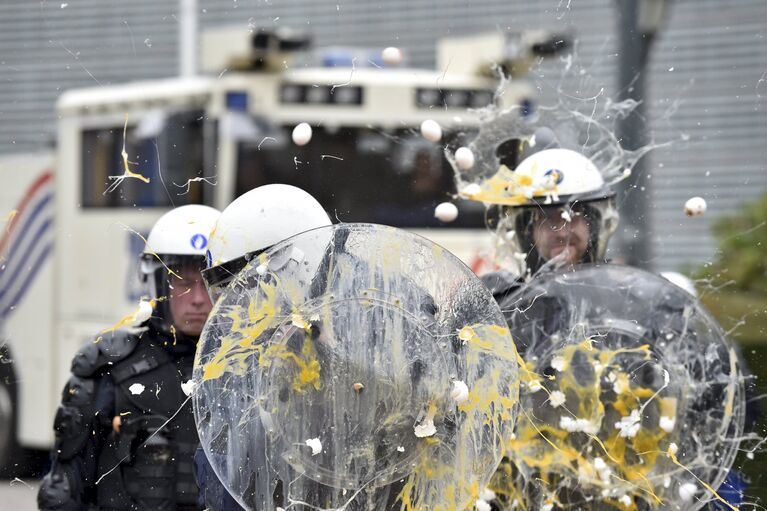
481 266 755 511
38 326 199 510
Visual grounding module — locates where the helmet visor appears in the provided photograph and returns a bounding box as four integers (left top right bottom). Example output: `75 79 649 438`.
138 253 207 332
202 249 265 302
495 197 618 277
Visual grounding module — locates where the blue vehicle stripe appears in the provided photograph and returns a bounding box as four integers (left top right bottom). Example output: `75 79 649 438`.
0 216 53 304
0 191 53 265
4 191 53 254
0 242 53 319
0 190 53 283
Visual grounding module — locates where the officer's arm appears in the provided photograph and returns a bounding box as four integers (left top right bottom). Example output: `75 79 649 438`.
38 334 133 510
37 372 113 510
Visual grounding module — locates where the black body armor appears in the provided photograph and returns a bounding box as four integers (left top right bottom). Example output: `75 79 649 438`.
38 327 200 511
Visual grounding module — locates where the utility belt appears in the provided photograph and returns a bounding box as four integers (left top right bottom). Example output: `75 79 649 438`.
98 415 199 510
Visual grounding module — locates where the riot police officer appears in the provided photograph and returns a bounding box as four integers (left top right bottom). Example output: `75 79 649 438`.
194 184 331 511
194 185 516 511
38 204 220 510
475 147 753 510
479 147 620 308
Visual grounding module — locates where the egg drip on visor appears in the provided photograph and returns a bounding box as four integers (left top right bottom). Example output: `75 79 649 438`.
498 198 619 275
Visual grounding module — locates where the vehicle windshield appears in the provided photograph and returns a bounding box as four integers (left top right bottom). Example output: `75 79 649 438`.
235 124 486 227
81 109 212 208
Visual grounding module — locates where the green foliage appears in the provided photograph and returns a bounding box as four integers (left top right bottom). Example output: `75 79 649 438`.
696 196 767 503
698 192 767 295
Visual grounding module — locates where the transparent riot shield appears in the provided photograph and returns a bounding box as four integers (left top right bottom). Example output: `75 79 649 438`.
496 264 745 511
193 223 520 511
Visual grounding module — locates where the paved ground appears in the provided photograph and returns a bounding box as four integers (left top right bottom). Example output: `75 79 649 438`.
0 478 39 509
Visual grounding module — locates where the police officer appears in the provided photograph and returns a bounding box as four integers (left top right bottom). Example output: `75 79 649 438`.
477 147 753 511
195 185 512 511
480 147 620 309
200 184 332 301
38 204 220 511
194 184 331 511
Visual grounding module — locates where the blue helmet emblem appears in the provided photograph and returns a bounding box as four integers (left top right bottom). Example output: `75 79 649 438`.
191 233 208 250
543 168 565 185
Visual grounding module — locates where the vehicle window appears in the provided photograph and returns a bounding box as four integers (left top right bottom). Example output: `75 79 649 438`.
235 125 487 228
81 110 212 208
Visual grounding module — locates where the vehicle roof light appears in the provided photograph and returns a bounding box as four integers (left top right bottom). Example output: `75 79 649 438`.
322 51 356 68
226 91 249 111
520 98 534 117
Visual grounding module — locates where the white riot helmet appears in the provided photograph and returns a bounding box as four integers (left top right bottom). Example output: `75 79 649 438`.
202 184 332 299
514 148 608 202
496 148 619 275
660 271 698 297
139 204 221 333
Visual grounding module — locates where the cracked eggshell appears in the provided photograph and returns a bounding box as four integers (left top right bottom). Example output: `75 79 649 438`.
550 355 567 372
451 380 470 404
548 390 566 408
305 437 322 456
181 380 196 397
133 300 153 325
593 457 606 471
414 418 437 438
659 415 676 433
479 488 496 502
615 410 641 438
128 383 145 395
460 183 482 198
475 499 491 511
678 483 697 502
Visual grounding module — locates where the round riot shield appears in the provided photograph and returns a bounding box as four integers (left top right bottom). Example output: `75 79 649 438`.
499 264 745 511
193 223 520 511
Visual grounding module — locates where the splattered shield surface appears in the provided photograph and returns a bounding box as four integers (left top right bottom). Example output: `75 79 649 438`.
499 264 744 511
193 223 519 511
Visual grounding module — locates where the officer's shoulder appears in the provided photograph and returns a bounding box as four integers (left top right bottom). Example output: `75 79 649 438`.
71 329 143 378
